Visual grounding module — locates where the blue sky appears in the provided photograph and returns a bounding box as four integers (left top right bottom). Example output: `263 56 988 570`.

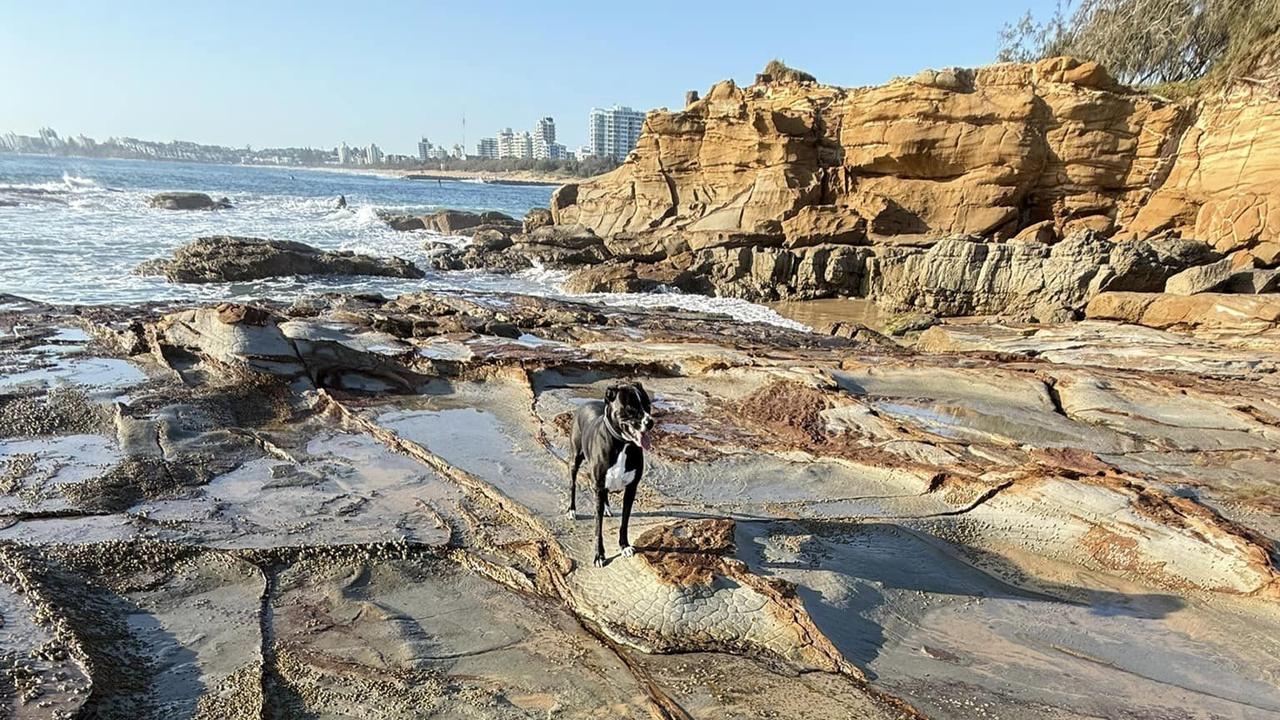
2 0 1059 155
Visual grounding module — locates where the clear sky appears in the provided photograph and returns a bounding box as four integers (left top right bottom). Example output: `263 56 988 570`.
2 0 1059 155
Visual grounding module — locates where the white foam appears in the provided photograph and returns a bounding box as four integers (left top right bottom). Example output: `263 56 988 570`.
2 158 810 332
569 289 810 331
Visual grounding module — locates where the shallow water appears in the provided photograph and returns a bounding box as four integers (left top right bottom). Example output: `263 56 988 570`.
0 154 806 329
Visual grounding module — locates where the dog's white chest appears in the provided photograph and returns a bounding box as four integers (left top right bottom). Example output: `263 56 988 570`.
604 452 635 491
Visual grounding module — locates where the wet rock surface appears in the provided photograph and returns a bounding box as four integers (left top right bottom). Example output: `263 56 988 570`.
2 292 1280 718
146 192 232 211
135 236 424 283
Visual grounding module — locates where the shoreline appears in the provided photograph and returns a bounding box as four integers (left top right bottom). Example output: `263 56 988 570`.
402 172 563 187
0 151 580 186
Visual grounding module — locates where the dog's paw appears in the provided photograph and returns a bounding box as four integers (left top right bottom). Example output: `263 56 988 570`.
603 503 614 517
592 554 606 568
564 508 576 521
620 545 635 558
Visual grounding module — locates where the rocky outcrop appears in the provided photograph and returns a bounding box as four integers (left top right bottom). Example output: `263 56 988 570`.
427 224 611 272
147 192 232 210
866 235 1113 320
566 233 1221 320
136 236 423 283
553 57 1194 244
380 208 521 235
541 58 1280 315
8 289 1280 719
522 207 553 233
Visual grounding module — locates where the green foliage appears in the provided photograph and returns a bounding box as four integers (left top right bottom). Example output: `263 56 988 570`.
763 59 817 83
998 0 1280 86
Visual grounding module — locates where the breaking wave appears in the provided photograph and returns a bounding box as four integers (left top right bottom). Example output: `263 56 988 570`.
2 155 812 330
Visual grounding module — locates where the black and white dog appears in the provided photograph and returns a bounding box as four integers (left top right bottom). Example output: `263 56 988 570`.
568 382 654 567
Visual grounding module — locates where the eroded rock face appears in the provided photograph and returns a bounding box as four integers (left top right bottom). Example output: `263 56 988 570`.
540 58 1279 315
136 236 424 283
147 192 232 210
553 57 1196 244
1127 85 1280 254
868 235 1113 321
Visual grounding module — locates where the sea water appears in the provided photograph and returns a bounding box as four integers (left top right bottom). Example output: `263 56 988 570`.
0 154 805 329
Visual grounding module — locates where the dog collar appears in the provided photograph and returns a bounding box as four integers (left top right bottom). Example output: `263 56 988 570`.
603 413 629 444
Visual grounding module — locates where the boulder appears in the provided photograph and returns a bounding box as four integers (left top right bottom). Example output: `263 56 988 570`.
1250 241 1280 267
562 262 671 295
1087 292 1280 332
469 228 514 251
522 207 554 233
381 209 520 235
514 224 606 251
672 244 872 301
781 205 866 248
380 214 426 231
1103 237 1220 292
1012 220 1057 244
148 192 232 211
883 312 939 336
1164 256 1239 295
136 236 424 283
1223 268 1280 294
426 224 611 273
425 209 484 234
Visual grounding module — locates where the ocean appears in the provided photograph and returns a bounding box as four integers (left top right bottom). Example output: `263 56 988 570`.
0 154 804 328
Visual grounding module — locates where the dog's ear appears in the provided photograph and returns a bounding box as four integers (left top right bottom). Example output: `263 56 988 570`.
631 382 650 408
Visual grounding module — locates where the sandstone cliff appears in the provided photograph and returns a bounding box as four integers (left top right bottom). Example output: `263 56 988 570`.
548 58 1280 319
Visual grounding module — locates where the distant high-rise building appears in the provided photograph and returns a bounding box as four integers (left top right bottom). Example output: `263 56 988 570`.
588 105 645 161
417 137 432 162
367 143 383 165
497 128 532 160
532 117 557 159
337 142 351 165
477 137 498 159
533 121 570 159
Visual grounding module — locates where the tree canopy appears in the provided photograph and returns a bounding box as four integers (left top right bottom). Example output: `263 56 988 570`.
999 0 1280 86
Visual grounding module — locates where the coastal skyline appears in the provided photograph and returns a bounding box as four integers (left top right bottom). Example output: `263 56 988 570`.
4 0 1060 156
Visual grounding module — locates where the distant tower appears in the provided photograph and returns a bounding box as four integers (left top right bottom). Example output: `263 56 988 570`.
533 117 556 159
588 105 645 161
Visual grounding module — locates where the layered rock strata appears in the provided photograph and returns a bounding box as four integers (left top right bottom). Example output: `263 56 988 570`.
533 58 1280 318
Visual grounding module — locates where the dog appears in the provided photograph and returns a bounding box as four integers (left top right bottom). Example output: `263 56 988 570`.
567 381 654 567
